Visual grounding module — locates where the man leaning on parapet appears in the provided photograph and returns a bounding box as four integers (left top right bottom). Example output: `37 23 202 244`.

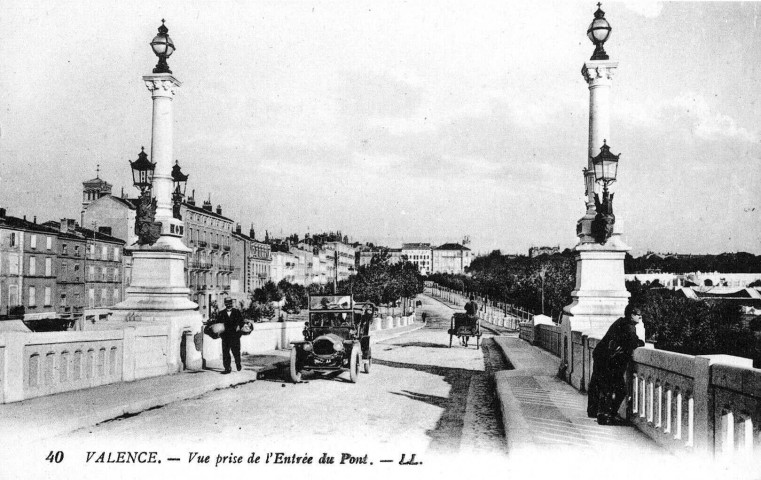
587 304 645 425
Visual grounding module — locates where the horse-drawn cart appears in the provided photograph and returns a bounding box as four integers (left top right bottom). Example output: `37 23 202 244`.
448 312 481 349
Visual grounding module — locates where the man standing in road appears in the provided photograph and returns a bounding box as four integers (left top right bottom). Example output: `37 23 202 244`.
587 304 645 425
218 297 245 374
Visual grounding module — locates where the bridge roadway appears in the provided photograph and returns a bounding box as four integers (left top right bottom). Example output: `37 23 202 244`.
2 295 728 479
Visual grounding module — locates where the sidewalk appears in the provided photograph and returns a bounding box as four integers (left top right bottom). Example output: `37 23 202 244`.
491 336 666 457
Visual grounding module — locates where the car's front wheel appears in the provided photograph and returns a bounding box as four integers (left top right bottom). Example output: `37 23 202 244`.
289 348 302 383
349 345 361 383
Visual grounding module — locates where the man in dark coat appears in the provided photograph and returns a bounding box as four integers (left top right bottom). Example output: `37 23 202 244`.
218 297 245 374
461 296 479 346
587 304 645 425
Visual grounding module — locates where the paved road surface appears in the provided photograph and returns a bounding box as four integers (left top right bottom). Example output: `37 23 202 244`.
61 295 508 466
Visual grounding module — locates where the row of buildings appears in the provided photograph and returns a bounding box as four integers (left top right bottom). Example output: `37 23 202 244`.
0 209 125 329
1 171 473 326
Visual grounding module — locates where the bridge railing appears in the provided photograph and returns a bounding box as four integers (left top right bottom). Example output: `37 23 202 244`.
562 329 761 460
0 325 179 404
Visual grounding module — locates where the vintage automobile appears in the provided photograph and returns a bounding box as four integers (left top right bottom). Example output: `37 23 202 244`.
289 295 374 383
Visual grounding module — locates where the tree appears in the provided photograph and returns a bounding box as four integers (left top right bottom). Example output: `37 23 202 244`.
246 281 283 322
278 279 308 314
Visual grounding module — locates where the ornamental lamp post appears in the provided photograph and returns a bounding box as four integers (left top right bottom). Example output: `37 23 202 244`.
587 3 612 60
171 160 189 220
150 19 175 74
129 146 155 193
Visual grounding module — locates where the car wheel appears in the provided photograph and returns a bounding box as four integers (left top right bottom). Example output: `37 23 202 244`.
349 346 360 383
289 348 302 383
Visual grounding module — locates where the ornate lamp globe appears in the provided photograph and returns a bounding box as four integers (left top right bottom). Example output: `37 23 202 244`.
150 19 175 74
129 146 156 192
587 3 612 60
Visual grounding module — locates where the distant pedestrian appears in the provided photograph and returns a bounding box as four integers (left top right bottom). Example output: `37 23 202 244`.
421 312 427 324
587 304 645 425
217 297 245 374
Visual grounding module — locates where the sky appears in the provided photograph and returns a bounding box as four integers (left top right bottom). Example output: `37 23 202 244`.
0 1 759 256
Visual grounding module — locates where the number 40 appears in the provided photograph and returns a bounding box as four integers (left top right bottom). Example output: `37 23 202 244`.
46 451 64 463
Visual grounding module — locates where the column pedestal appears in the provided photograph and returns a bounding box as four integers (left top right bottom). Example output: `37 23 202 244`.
560 231 644 389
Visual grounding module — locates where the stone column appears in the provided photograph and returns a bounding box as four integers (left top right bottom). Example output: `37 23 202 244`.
560 55 640 389
578 60 618 242
143 74 187 251
109 70 202 371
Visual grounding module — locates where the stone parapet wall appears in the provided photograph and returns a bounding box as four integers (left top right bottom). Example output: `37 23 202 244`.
0 325 178 404
569 331 761 459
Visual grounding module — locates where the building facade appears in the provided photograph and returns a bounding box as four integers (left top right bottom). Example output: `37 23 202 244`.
270 249 297 285
0 209 25 319
323 241 356 282
431 243 472 274
401 243 432 275
231 224 272 305
183 199 234 320
20 220 58 323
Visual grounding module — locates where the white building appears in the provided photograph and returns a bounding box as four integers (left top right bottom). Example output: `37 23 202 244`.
431 243 472 274
401 243 432 275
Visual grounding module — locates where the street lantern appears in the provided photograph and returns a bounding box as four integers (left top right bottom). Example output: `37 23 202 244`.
150 19 175 74
129 146 156 192
171 160 189 197
587 3 612 60
591 139 620 191
171 160 189 220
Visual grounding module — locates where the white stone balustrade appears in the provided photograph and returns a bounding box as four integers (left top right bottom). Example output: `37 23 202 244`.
559 330 761 459
0 325 178 404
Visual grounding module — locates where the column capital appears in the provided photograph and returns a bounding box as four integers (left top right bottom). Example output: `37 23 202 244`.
581 60 618 86
143 74 182 97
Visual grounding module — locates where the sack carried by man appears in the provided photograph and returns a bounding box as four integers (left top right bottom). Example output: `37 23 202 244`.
204 322 225 339
239 321 253 335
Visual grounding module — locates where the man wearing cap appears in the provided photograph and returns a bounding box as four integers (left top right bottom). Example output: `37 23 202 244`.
587 304 645 425
218 297 245 374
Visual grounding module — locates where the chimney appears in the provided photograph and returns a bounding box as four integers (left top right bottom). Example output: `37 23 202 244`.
23 215 26 222
0 208 5 219
216 205 222 215
187 189 196 206
249 223 255 240
98 226 112 236
202 199 212 211
235 223 241 234
33 216 37 224
59 218 77 234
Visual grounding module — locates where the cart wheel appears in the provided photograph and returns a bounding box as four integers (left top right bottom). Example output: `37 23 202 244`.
349 345 361 383
476 335 481 350
449 334 453 348
289 348 302 383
